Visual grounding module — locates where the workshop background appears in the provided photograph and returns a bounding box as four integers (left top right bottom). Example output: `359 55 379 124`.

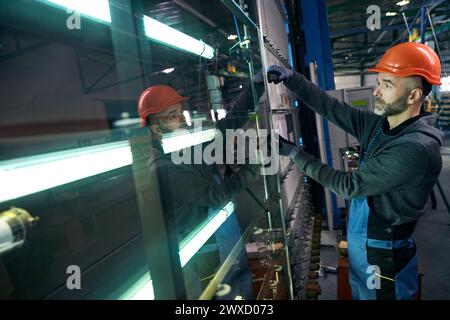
0 0 449 300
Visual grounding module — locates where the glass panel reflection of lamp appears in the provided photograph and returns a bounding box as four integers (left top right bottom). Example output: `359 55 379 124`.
178 201 235 267
120 201 234 300
40 1 214 59
0 141 132 203
41 0 112 22
161 128 217 154
0 127 220 199
118 272 155 300
0 128 220 201
143 16 215 59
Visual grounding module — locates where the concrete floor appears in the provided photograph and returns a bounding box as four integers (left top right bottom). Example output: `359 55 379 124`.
316 135 450 300
413 137 450 299
317 245 339 300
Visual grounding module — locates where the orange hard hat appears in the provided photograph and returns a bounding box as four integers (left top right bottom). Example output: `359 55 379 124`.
368 42 441 85
138 85 188 126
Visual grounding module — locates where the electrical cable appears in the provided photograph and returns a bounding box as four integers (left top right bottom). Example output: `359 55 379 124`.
233 15 242 43
402 12 412 38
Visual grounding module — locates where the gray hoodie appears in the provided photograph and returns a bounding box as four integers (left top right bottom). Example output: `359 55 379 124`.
285 71 443 226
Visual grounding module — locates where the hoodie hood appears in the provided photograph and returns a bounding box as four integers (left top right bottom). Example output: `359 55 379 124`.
385 112 444 146
399 112 444 146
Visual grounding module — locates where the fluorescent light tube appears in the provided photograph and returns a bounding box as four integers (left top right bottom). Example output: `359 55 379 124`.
143 15 215 59
119 272 155 300
0 141 132 203
41 0 111 22
120 201 234 299
40 1 214 59
178 201 235 267
161 128 217 154
386 12 397 16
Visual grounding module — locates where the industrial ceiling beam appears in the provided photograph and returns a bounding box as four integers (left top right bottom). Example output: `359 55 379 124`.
172 0 229 38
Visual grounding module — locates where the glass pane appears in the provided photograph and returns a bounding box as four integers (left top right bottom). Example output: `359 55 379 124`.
0 0 157 299
0 0 292 300
196 0 295 301
138 0 272 299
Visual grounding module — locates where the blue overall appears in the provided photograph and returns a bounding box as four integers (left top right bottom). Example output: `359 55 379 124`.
347 125 419 300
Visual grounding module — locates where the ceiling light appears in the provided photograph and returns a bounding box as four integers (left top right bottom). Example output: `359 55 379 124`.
228 34 238 40
396 0 410 6
119 273 155 300
386 12 397 16
161 67 175 74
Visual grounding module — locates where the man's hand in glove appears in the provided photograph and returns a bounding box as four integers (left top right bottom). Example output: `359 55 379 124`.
278 134 302 158
267 65 293 84
267 133 302 158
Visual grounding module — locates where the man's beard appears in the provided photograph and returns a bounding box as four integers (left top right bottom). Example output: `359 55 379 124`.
374 91 409 116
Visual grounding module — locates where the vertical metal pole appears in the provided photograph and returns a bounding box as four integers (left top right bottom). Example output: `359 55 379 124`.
254 1 271 216
109 0 184 299
309 61 334 231
300 0 339 230
239 0 258 110
420 6 427 43
256 0 294 300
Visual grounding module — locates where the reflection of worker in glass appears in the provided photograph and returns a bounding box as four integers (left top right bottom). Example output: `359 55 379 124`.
138 84 259 299
267 42 443 300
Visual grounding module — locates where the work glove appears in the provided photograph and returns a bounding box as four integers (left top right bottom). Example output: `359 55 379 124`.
268 133 302 158
278 134 301 158
267 65 293 84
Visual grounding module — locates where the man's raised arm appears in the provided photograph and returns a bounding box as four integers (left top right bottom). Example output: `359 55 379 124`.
267 65 380 142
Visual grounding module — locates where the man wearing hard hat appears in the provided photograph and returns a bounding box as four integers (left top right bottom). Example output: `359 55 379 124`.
267 42 444 300
137 84 260 237
137 84 259 299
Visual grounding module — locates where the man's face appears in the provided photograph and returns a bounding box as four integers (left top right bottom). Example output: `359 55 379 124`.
154 103 187 133
373 73 410 116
